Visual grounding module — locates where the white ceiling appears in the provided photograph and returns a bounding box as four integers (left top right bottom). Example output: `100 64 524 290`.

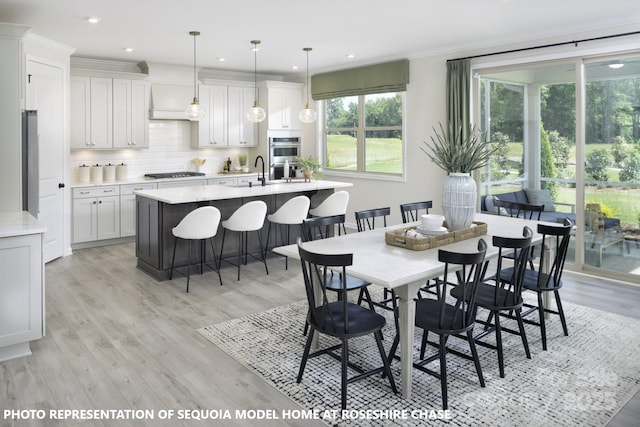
2 0 640 77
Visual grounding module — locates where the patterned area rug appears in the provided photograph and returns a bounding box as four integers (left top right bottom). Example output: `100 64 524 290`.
197 289 640 426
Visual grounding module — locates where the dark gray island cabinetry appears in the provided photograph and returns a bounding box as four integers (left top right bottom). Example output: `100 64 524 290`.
134 180 352 281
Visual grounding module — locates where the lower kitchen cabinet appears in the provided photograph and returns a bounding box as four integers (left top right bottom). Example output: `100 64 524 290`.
120 183 157 237
72 186 120 243
0 224 45 362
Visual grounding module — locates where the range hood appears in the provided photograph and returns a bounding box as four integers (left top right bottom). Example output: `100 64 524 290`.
149 84 194 120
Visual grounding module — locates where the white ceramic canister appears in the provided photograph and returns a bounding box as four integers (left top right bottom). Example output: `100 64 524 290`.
79 164 91 184
116 163 128 181
90 164 103 184
103 164 116 182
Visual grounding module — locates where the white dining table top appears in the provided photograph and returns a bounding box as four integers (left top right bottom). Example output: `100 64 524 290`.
274 213 551 288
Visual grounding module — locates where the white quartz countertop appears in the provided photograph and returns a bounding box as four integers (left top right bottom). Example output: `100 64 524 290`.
0 211 47 238
134 180 353 204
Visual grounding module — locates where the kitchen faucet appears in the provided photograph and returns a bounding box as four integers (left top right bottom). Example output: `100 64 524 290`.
255 155 266 186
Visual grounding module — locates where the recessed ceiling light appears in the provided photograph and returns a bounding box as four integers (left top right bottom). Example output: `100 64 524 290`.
124 47 134 53
608 62 624 69
87 17 101 24
217 57 225 62
346 53 355 59
291 65 299 70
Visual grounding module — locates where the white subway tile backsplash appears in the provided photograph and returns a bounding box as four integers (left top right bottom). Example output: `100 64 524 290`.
69 120 251 180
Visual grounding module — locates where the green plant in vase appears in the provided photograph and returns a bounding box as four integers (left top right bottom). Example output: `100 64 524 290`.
421 122 497 230
238 154 248 172
296 155 322 180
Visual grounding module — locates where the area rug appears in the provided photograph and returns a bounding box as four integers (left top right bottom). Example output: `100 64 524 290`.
197 290 640 426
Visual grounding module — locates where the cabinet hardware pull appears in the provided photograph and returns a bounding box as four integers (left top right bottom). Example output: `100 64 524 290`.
80 191 90 194
93 201 97 204
134 187 143 190
103 189 114 193
99 200 102 204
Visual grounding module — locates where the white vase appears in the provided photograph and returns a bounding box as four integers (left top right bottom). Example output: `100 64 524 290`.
442 172 477 231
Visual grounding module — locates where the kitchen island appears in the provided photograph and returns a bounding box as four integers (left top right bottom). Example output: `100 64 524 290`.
134 179 352 281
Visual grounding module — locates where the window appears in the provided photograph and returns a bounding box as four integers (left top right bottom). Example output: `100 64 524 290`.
323 92 404 176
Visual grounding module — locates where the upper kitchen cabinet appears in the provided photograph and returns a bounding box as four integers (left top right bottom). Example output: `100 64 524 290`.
259 81 304 131
190 81 257 148
70 75 149 150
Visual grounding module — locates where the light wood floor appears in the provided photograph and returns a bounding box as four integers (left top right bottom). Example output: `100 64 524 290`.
1 242 638 426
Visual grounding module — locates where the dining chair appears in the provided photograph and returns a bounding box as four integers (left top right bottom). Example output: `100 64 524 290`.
400 200 433 223
387 239 488 410
301 215 377 335
308 191 349 235
169 206 223 292
498 218 573 350
354 207 390 232
219 200 268 281
494 199 543 269
450 226 533 378
296 239 397 409
354 207 397 314
400 200 437 298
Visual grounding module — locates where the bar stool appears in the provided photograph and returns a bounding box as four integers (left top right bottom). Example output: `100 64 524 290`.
169 206 223 292
220 200 269 281
266 195 310 269
308 191 349 235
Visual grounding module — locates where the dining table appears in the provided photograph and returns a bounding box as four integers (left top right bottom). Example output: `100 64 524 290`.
273 212 555 399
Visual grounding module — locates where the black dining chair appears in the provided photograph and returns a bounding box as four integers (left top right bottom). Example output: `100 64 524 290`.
400 201 438 298
296 239 397 409
387 239 488 410
451 227 533 378
494 199 544 269
400 201 433 223
354 207 390 232
354 207 397 313
498 218 573 351
301 215 377 335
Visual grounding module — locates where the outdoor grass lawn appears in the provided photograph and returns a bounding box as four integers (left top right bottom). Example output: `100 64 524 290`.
326 134 403 173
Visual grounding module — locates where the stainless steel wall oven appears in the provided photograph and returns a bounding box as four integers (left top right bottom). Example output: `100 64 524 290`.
269 135 301 179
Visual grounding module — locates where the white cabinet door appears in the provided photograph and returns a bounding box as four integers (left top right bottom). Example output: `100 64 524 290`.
0 233 43 348
191 85 227 148
112 79 131 149
228 86 257 147
97 196 120 240
73 197 98 243
70 76 91 149
120 183 156 237
113 79 149 149
130 80 150 148
267 87 303 130
89 77 113 149
210 85 228 146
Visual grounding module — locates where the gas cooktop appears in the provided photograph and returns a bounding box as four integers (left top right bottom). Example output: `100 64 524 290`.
144 172 206 179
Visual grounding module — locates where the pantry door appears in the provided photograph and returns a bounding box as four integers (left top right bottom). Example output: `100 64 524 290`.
26 56 66 263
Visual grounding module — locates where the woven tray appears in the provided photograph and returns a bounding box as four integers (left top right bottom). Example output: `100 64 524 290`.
385 221 488 251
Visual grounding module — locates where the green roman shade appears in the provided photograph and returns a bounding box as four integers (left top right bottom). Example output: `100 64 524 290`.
311 59 409 100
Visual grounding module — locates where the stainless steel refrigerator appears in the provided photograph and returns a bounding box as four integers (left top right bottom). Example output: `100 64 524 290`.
22 110 39 218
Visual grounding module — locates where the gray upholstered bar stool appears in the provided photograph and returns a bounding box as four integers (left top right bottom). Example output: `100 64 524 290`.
220 200 269 280
266 195 310 269
169 206 223 292
308 190 349 235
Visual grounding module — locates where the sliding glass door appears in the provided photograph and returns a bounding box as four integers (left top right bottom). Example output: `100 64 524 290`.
476 56 640 280
584 57 640 274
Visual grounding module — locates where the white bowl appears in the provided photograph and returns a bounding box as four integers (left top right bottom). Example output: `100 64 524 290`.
420 214 444 229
